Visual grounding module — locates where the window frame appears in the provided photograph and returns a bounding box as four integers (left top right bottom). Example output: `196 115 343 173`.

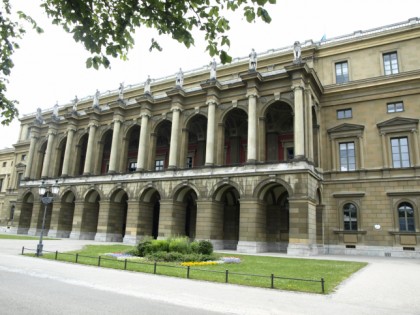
343 202 358 231
398 202 415 232
387 102 404 113
383 51 399 75
336 108 352 120
390 136 410 168
339 141 356 172
335 61 349 84
155 159 164 171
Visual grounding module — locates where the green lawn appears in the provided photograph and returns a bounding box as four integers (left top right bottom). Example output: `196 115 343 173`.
31 244 367 294
0 234 58 240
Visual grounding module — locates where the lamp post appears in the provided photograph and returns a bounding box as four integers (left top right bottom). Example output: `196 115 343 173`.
37 180 60 257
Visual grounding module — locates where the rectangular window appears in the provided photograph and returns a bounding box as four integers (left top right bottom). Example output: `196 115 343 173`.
0 178 3 192
155 159 164 171
335 61 349 84
339 142 356 171
186 157 193 168
17 173 22 187
2 162 6 167
128 161 137 172
383 52 399 75
21 154 26 161
391 137 410 168
337 109 352 119
286 147 294 160
387 102 404 113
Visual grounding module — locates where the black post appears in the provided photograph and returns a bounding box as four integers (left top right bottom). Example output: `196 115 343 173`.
55 251 58 260
154 262 157 274
124 259 127 270
21 246 24 255
98 256 101 267
321 278 325 293
225 270 229 283
187 266 190 279
75 253 79 263
271 274 274 289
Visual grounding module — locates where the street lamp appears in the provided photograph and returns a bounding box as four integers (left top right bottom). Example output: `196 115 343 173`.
36 180 60 256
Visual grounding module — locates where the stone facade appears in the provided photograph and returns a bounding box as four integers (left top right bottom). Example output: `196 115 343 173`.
1 18 420 257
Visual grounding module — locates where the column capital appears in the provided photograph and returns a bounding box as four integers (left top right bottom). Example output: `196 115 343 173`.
246 91 259 99
206 99 219 107
140 112 151 119
292 85 304 91
88 121 99 128
171 106 182 113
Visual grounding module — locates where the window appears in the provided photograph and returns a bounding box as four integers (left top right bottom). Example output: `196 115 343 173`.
17 173 22 187
387 102 404 113
155 159 164 171
186 157 193 168
21 154 26 161
391 137 410 168
343 203 358 231
383 52 399 75
335 61 349 84
0 178 3 192
128 161 137 172
9 205 15 221
339 142 355 171
337 109 352 119
2 162 6 167
398 202 415 232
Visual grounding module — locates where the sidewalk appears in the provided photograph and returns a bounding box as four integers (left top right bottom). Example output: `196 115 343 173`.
1 238 420 315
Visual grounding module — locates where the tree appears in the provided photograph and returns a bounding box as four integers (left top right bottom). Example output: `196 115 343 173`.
0 0 275 125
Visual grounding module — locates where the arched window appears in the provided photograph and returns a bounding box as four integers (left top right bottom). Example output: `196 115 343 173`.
343 203 357 231
398 202 415 232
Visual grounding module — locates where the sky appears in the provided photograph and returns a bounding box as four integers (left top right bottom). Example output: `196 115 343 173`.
1 0 420 149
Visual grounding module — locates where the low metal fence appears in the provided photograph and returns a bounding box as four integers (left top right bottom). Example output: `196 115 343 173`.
22 246 325 293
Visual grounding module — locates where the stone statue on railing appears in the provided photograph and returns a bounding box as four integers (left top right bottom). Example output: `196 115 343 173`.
210 58 217 80
52 103 59 118
176 68 184 88
118 82 124 100
72 96 79 113
144 75 152 95
293 41 302 63
249 48 257 71
35 108 44 124
93 89 100 108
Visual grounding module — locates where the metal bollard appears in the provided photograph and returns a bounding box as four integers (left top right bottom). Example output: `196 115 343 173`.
187 266 190 279
154 262 157 274
225 270 229 283
124 259 127 270
98 256 101 267
271 274 274 289
55 251 58 260
321 278 325 293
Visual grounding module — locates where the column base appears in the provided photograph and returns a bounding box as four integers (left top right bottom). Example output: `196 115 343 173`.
287 243 323 256
237 241 268 253
27 228 39 236
94 232 123 242
266 241 288 253
9 226 28 235
48 229 71 238
69 231 96 240
123 235 142 245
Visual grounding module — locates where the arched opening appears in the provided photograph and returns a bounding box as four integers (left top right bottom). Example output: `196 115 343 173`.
261 184 290 252
109 189 129 241
213 185 241 249
153 121 171 171
124 125 140 172
265 102 294 162
17 193 34 234
186 115 207 168
80 190 100 239
100 130 113 174
173 187 198 239
223 109 248 166
56 190 75 238
75 134 88 176
139 188 161 239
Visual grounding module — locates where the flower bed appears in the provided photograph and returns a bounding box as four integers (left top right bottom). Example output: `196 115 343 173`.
181 257 241 267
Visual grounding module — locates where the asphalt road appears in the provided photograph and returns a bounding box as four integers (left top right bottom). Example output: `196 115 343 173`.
1 238 420 315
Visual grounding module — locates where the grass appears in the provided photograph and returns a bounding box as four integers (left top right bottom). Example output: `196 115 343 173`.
27 244 367 294
0 234 58 240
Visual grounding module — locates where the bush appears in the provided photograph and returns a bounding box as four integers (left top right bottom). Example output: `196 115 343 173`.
146 251 184 262
190 241 199 253
136 236 153 257
197 240 213 255
149 239 169 253
168 237 190 254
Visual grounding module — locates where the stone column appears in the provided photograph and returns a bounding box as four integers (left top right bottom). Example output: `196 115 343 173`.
158 199 184 238
287 197 319 256
237 199 267 253
358 135 365 169
83 122 98 175
47 202 61 237
168 108 181 169
61 126 76 177
24 126 40 180
293 86 305 159
27 202 43 236
247 94 258 163
205 101 217 166
411 129 420 166
136 113 150 171
195 200 224 249
380 132 388 168
41 128 57 178
306 92 314 162
123 200 141 244
69 201 86 239
108 117 123 173
95 199 122 242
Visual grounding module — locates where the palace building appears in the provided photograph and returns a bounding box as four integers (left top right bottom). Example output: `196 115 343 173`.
1 18 420 257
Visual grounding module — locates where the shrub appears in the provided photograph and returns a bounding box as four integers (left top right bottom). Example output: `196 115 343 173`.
136 236 153 257
146 251 184 262
197 240 213 255
149 239 169 253
168 237 190 254
190 241 199 253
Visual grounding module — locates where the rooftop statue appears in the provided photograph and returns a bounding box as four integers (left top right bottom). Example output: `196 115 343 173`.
176 68 184 88
249 48 257 71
